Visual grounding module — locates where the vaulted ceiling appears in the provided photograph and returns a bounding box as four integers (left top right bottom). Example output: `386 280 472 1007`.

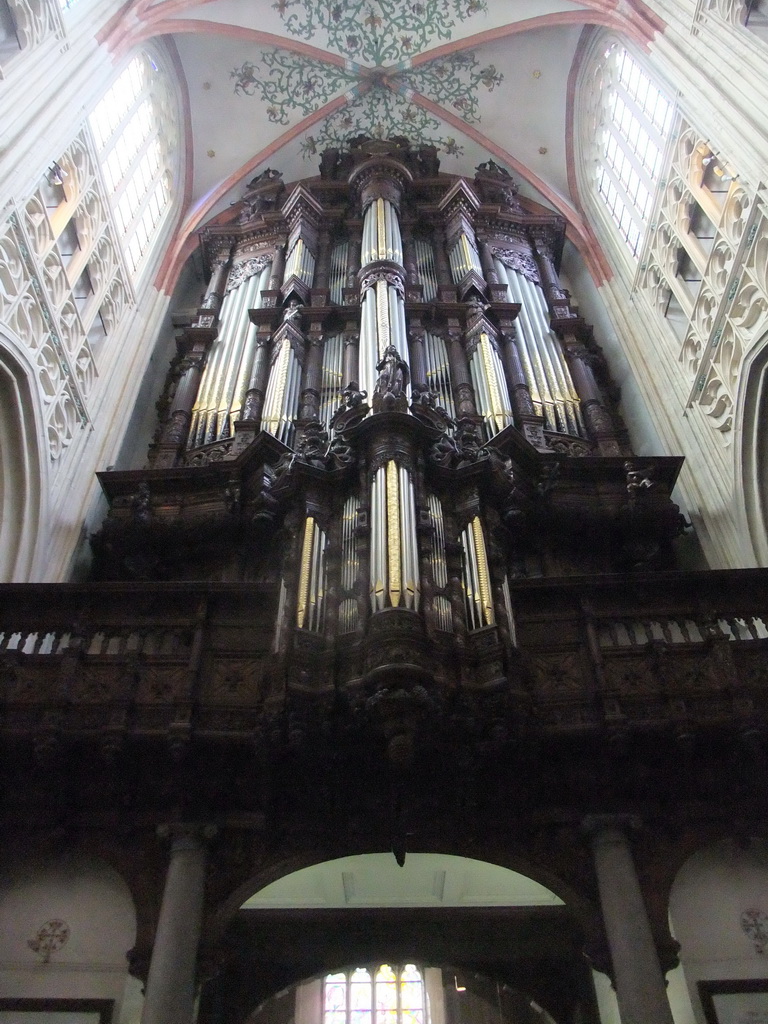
113 0 662 288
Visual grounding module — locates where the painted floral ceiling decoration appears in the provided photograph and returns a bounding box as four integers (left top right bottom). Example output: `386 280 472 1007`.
231 53 359 124
230 48 502 157
299 88 465 158
403 53 502 124
270 0 486 64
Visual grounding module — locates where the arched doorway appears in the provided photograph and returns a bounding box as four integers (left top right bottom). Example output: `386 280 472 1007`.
200 854 597 1024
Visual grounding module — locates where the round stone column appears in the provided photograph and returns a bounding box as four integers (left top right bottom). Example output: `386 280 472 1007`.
584 816 675 1024
141 824 215 1024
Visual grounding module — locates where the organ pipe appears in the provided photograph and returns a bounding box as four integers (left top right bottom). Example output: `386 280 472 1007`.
189 260 272 447
284 237 316 286
358 197 409 399
370 461 420 613
329 240 349 304
261 336 302 446
468 333 514 438
318 334 345 427
427 495 453 632
495 259 584 437
423 333 455 418
296 516 327 632
448 233 483 284
414 238 438 301
461 516 495 630
339 495 360 634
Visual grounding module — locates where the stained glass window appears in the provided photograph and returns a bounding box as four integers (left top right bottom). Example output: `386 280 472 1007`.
324 965 426 1024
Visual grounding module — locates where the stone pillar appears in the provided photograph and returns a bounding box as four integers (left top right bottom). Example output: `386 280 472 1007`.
141 824 216 1024
312 227 332 305
343 328 360 389
299 327 324 421
407 324 428 390
446 328 477 419
584 816 675 1024
268 243 286 292
401 220 421 297
559 324 622 456
200 253 231 315
433 225 455 300
498 324 546 450
531 235 575 320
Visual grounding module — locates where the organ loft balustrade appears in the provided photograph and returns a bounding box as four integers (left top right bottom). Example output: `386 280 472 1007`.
2 570 768 772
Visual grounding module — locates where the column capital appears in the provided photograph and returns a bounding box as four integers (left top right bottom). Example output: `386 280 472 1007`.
581 813 641 843
157 822 218 852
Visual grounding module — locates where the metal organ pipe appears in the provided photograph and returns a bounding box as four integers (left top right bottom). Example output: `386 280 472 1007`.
221 266 271 435
461 516 495 630
369 461 419 614
339 496 360 634
495 258 584 437
189 260 272 447
318 334 345 427
522 272 584 435
497 260 556 430
329 240 349 305
468 333 514 438
414 238 438 301
448 233 482 283
358 196 409 398
261 335 301 446
427 495 453 632
284 237 315 286
296 517 328 632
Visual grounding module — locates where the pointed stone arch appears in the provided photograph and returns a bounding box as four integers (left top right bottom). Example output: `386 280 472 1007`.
0 331 47 581
738 330 768 566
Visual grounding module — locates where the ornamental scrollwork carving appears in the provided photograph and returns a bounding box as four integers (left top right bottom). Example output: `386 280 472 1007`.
359 266 406 298
295 420 330 468
491 247 540 283
330 381 369 433
430 418 488 469
226 254 273 293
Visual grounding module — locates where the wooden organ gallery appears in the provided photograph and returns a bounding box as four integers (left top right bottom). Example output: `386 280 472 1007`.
7 137 768 1024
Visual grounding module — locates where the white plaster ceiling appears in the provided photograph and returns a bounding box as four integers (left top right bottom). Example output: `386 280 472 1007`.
240 853 564 909
149 0 600 229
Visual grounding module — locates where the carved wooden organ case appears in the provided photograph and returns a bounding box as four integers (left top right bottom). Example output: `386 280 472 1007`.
95 139 686 737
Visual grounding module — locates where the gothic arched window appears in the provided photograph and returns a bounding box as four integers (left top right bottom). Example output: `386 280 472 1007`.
89 50 178 277
324 965 426 1024
586 42 673 258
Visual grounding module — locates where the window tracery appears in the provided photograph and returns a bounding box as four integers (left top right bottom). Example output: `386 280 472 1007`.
693 0 768 41
324 965 426 1024
0 45 181 466
635 119 760 448
89 51 178 277
590 43 673 258
0 0 64 76
575 33 768 454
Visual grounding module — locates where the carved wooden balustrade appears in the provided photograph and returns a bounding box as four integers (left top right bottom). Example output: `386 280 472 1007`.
2 570 767 750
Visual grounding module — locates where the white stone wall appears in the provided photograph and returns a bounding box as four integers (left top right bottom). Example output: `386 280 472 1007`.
670 840 768 1024
0 854 139 1021
573 17 768 568
0 7 184 581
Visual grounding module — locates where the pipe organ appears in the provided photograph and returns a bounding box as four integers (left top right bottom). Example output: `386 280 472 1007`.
128 138 666 708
